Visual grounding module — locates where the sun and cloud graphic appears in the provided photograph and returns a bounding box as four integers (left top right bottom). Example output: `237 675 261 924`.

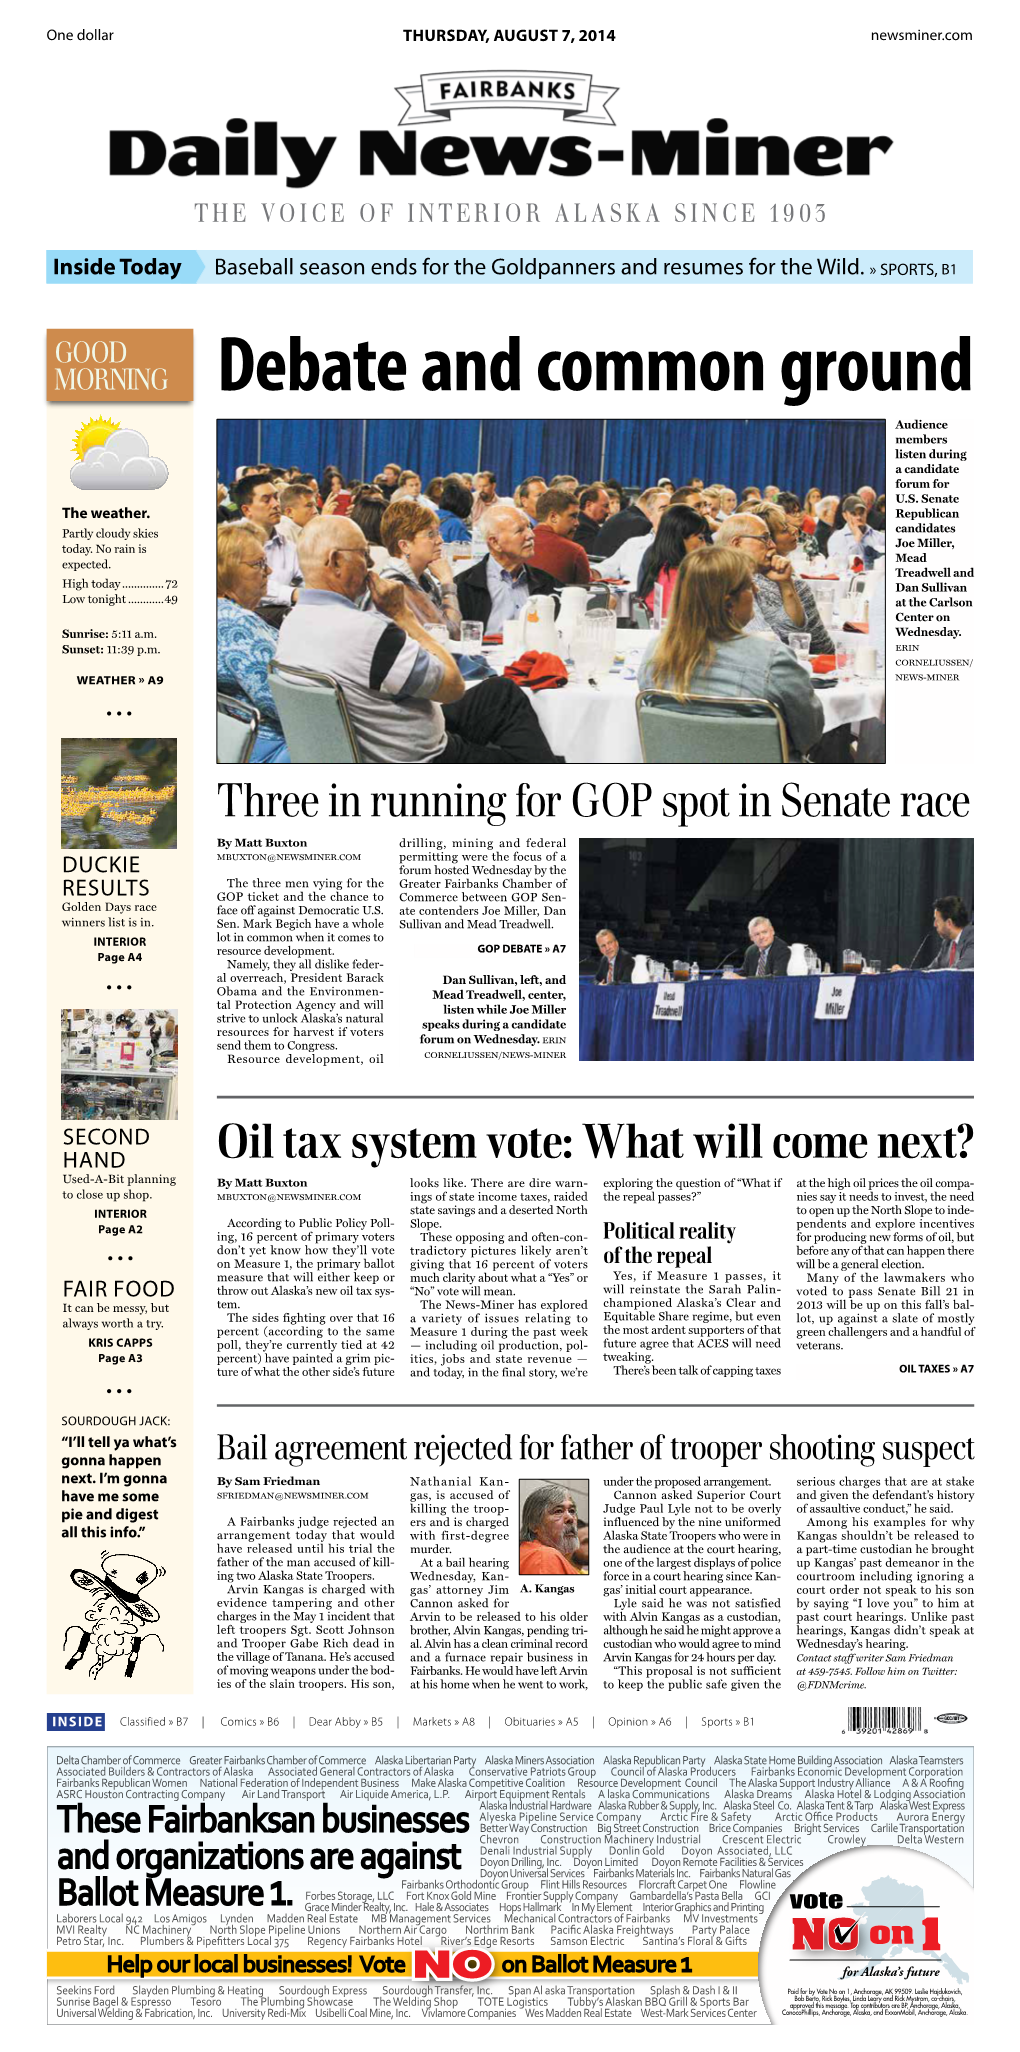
71 418 169 490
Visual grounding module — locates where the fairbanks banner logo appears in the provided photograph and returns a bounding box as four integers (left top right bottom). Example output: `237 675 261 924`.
396 71 618 128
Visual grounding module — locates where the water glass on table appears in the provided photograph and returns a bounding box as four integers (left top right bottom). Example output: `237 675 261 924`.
789 632 811 672
461 620 483 659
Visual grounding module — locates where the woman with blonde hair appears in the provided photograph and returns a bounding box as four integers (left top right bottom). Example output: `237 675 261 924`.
636 548 824 758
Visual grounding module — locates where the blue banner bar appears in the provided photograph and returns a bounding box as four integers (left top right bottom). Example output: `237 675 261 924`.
47 248 973 284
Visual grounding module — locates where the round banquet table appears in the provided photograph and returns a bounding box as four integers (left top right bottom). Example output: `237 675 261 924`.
578 972 973 1063
458 629 884 765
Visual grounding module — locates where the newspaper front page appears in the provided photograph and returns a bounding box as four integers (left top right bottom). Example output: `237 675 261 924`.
16 0 1010 2034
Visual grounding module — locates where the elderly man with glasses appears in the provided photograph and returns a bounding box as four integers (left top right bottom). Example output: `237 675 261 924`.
714 512 810 645
276 517 557 765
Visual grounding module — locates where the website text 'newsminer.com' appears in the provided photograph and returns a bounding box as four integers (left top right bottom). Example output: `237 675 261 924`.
871 27 973 40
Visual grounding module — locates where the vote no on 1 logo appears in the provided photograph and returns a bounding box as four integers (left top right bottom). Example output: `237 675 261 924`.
791 1890 940 1952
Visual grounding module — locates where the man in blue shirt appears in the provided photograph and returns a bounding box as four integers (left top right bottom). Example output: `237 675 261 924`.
827 494 886 572
455 502 558 631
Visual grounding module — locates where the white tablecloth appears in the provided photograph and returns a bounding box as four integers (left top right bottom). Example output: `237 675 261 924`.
459 630 884 764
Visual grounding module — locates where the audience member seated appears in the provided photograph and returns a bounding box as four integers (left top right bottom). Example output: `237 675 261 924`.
811 495 839 556
635 505 712 616
573 483 611 555
236 471 302 606
276 516 558 766
530 490 593 586
714 512 811 647
437 478 473 545
597 486 656 557
518 475 548 524
216 522 289 763
827 493 886 571
455 501 559 630
636 547 824 759
376 462 401 499
349 489 389 565
670 485 706 514
377 499 463 635
597 488 671 584
471 470 499 527
750 503 833 654
277 483 318 547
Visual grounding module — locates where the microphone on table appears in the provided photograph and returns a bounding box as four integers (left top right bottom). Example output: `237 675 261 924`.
710 948 743 977
904 931 938 970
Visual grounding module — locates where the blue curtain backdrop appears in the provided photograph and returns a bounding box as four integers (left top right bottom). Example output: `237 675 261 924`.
363 419 483 481
217 418 885 496
601 418 885 497
216 419 364 482
481 418 605 486
216 420 260 484
259 419 365 480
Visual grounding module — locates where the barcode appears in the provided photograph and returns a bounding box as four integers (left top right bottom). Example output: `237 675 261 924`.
848 1706 921 1733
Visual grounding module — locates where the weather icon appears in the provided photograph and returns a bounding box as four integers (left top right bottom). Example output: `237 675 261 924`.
70 419 169 490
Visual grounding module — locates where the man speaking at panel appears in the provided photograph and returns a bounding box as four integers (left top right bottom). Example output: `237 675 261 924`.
740 915 791 978
892 896 975 972
929 896 974 969
594 928 635 984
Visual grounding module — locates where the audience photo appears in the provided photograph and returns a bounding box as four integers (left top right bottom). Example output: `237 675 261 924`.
216 419 885 764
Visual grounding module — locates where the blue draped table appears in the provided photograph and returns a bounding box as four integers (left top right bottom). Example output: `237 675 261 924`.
578 973 973 1063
